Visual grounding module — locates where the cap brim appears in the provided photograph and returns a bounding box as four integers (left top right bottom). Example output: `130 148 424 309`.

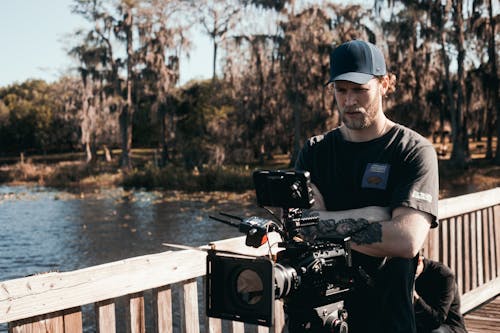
331 72 374 84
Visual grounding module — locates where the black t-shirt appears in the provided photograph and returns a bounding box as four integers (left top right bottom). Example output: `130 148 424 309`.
294 124 439 333
415 259 467 333
295 124 439 224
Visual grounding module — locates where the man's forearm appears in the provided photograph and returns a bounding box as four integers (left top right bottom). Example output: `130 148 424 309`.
314 217 383 245
303 206 430 258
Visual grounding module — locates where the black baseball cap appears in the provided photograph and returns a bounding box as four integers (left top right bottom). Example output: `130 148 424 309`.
327 40 386 85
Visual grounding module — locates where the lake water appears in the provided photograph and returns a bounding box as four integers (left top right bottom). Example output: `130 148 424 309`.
0 185 262 331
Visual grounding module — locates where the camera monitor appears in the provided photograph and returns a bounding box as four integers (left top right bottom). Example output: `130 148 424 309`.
206 251 275 326
253 170 314 209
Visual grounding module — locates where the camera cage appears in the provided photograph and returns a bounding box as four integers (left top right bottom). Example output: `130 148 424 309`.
206 170 353 330
253 169 314 209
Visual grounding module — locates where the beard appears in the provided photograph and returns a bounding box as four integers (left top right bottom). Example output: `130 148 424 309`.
339 91 381 130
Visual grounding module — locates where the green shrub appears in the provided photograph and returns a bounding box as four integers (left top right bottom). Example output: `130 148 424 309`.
123 163 253 191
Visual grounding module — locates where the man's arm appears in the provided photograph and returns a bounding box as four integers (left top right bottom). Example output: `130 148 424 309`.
304 183 432 258
309 206 432 258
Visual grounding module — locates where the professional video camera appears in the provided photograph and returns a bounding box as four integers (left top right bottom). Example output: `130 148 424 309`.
206 170 354 333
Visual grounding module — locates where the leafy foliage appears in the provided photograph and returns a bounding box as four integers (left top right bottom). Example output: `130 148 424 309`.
0 0 498 170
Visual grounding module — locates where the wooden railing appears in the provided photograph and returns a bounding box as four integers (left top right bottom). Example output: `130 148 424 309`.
421 187 500 313
1 187 499 333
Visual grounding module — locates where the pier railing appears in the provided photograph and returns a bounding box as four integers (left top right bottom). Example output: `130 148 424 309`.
1 187 499 332
421 187 500 313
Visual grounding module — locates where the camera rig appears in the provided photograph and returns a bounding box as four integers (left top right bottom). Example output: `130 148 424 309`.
206 170 354 333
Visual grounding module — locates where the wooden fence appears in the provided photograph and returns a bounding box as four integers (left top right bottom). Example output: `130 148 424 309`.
421 187 500 313
1 187 499 333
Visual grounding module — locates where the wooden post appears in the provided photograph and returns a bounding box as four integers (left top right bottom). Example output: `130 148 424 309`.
126 292 145 333
495 205 500 277
449 217 456 275
487 208 496 281
96 299 116 333
63 308 83 333
153 285 173 333
456 216 463 294
464 213 471 293
206 317 222 333
257 325 269 333
203 276 221 333
180 279 199 333
471 213 478 289
231 321 244 333
441 220 448 265
427 226 439 262
476 211 484 286
482 209 491 282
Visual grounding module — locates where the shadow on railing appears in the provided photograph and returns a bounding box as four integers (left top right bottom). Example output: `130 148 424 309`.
1 188 499 333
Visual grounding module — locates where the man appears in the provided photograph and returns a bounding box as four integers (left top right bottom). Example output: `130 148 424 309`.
295 40 439 333
414 255 468 333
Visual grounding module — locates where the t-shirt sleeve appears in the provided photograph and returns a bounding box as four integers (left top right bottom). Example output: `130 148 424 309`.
391 144 439 227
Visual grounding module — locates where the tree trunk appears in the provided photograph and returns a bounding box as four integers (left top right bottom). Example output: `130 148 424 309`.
120 8 134 170
440 31 456 152
103 145 112 162
487 0 500 164
449 0 468 167
119 105 132 169
213 40 218 80
290 88 302 167
85 142 93 163
159 106 169 167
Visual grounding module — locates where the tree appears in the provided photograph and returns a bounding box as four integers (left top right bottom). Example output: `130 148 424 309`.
115 0 138 169
475 0 500 163
175 80 235 168
195 0 241 80
71 0 140 169
135 0 188 166
70 31 114 162
447 0 469 166
0 80 80 154
486 0 500 164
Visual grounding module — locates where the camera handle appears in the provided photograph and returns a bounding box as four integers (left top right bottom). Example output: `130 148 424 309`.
209 213 281 248
286 300 349 333
281 208 319 241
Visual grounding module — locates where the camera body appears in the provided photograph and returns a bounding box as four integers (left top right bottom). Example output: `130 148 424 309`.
206 170 353 332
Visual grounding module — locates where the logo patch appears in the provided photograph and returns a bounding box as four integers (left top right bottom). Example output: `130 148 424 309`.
362 163 390 190
412 190 433 203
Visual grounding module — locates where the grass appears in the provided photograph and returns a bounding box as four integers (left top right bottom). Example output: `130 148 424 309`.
0 141 499 197
122 163 255 191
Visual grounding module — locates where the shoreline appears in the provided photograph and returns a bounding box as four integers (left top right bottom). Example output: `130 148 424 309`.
1 158 499 199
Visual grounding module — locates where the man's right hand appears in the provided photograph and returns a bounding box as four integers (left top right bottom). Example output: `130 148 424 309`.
310 182 326 210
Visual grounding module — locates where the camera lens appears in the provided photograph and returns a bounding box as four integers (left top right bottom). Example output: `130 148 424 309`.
274 263 298 298
325 312 349 333
235 269 264 305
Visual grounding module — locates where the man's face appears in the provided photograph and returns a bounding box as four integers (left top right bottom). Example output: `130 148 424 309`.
333 78 382 130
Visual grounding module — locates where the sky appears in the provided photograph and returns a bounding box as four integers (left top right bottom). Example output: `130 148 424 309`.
2 1 496 88
0 0 212 87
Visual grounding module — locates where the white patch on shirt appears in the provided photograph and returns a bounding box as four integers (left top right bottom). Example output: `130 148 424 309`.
412 190 433 203
308 134 325 145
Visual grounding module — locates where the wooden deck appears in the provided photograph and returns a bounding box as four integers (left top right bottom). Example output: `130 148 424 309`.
464 295 500 333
